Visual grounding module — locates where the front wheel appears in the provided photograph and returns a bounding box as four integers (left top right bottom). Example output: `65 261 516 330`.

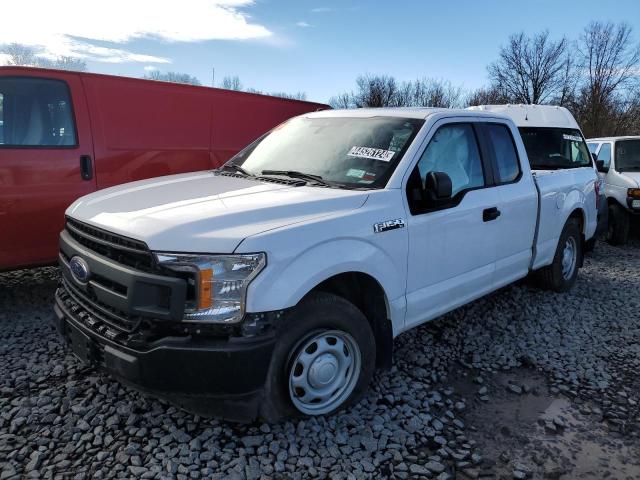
260 292 376 422
537 218 582 293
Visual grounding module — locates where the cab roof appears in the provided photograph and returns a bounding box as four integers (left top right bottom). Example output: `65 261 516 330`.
305 107 510 121
467 104 580 130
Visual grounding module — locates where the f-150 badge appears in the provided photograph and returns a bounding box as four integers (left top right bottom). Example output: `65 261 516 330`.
373 218 405 233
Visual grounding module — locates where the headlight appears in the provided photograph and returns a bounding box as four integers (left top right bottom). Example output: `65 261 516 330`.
628 188 640 199
155 253 266 324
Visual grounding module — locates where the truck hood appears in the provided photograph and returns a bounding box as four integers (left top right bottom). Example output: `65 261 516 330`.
67 172 369 253
619 171 640 187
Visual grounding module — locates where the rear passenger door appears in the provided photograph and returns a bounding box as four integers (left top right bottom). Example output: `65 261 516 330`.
0 72 95 269
404 120 500 328
477 123 537 287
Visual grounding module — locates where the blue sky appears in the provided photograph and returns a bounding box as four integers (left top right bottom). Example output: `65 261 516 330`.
3 0 640 103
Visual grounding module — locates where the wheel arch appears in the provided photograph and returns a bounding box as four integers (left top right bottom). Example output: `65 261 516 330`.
305 271 394 370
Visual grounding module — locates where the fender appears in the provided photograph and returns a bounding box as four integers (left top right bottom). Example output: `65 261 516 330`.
244 237 406 331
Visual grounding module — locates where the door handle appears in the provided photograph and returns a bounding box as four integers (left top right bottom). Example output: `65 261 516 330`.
483 207 501 222
80 155 93 181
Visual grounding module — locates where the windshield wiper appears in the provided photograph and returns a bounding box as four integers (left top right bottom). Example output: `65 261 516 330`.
219 164 253 176
260 170 333 187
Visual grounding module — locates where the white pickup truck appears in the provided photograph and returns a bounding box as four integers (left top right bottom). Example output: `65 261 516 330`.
587 136 640 244
54 105 598 421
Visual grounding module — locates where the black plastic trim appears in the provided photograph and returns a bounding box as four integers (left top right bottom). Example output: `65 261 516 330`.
59 230 186 321
54 296 276 408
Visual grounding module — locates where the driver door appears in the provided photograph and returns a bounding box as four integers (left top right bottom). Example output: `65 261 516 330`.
404 121 499 328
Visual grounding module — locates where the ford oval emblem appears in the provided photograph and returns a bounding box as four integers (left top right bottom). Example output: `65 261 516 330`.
69 256 90 283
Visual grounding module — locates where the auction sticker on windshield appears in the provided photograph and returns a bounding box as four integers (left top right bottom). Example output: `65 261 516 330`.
347 146 395 162
562 134 582 142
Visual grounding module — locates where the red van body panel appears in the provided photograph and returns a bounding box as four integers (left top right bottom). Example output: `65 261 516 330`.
0 67 328 271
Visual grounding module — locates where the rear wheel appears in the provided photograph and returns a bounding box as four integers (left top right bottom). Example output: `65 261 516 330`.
606 203 630 245
260 292 376 421
537 218 581 293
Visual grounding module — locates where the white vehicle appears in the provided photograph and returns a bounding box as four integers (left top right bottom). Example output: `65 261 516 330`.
54 106 598 421
587 136 640 244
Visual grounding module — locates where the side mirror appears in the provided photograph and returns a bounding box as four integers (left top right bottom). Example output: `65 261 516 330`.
424 171 452 204
595 160 608 173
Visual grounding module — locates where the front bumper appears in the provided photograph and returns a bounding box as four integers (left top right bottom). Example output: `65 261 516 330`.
54 289 276 421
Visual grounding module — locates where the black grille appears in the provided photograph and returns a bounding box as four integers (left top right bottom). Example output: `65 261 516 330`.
65 218 156 272
59 276 141 335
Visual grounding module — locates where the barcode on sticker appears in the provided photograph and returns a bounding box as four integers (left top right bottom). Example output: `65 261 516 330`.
347 146 395 162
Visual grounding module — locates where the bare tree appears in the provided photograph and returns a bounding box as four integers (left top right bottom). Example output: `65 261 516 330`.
328 92 352 109
330 75 465 109
144 70 201 86
574 21 640 137
269 91 307 100
220 75 243 91
411 78 464 108
1 43 87 71
352 75 399 107
488 31 572 104
464 85 511 107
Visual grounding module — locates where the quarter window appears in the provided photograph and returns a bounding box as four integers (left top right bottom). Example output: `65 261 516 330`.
416 123 485 196
485 124 520 183
0 77 76 147
597 143 611 168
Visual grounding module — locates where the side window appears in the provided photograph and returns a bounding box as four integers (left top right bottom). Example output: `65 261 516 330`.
416 123 484 197
485 124 520 183
0 77 76 147
597 142 611 168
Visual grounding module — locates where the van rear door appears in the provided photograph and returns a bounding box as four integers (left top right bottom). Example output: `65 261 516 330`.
0 71 96 270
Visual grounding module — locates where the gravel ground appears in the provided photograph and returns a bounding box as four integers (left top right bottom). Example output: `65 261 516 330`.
1 239 639 479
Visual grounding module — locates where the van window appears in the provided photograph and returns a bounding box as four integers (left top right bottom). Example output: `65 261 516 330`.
0 77 76 147
596 142 611 168
615 139 640 172
518 127 591 169
0 94 3 144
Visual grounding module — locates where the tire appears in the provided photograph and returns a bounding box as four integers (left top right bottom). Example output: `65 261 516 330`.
260 292 376 422
537 218 582 293
606 203 630 246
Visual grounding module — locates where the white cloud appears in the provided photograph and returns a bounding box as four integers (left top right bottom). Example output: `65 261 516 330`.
0 0 272 64
296 21 312 28
310 7 334 13
143 65 160 72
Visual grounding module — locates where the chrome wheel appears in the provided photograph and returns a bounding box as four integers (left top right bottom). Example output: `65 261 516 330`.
561 236 577 280
288 330 361 415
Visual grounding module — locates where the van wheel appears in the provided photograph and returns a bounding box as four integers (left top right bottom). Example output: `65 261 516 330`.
537 218 581 293
260 292 375 422
606 204 630 245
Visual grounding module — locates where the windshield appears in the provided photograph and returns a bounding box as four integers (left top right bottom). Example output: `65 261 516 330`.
518 127 591 169
228 116 424 188
615 140 640 172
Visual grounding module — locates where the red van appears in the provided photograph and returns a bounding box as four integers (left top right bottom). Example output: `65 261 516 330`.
0 67 328 271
